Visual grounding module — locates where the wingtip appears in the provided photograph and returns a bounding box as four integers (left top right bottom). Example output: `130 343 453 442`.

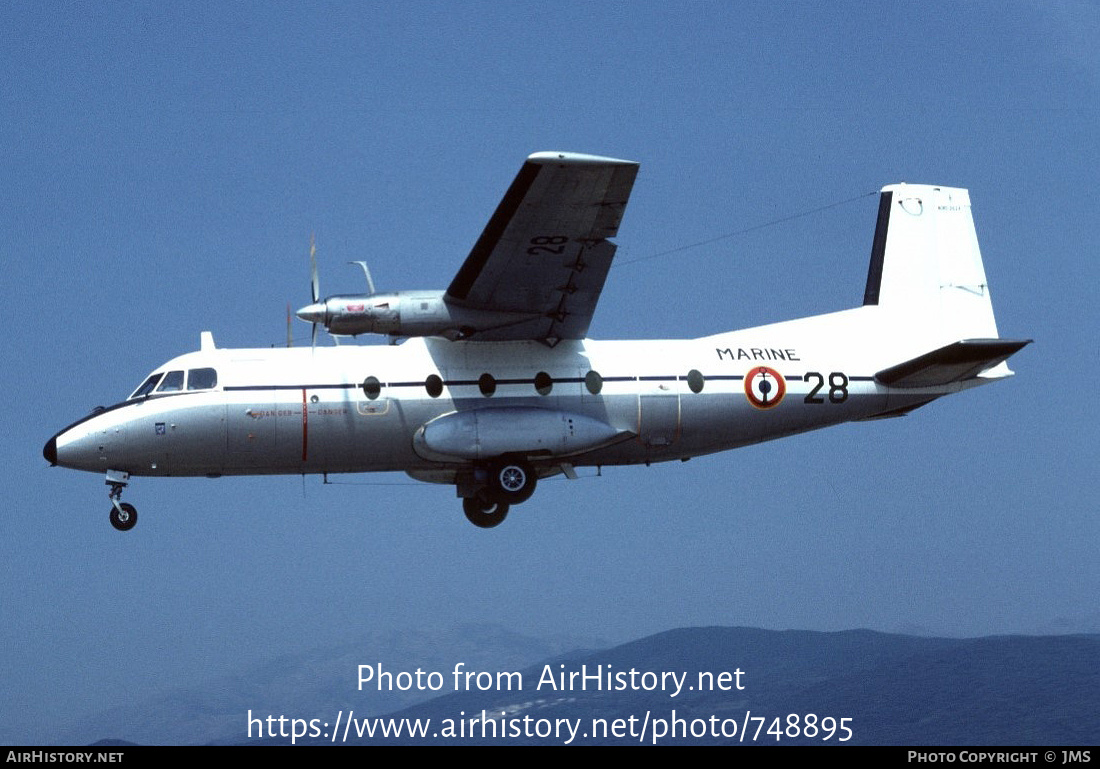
527 151 638 167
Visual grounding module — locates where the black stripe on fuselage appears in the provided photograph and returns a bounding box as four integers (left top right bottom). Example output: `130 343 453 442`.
224 384 356 391
220 372 868 393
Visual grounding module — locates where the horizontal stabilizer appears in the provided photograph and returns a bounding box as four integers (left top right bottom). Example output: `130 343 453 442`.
875 339 1031 388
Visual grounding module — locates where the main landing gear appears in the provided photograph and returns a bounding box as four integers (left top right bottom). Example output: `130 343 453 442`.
461 458 537 528
106 469 137 532
463 496 509 528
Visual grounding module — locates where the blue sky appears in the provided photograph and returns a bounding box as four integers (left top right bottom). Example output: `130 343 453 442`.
3 1 1097 744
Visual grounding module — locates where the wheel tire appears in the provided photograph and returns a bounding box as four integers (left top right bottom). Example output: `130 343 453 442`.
463 497 509 528
110 502 138 532
490 460 537 505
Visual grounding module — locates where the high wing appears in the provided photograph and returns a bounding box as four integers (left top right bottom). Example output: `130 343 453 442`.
444 151 639 344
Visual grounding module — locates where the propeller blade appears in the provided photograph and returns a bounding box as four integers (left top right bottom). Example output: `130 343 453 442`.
286 303 293 348
309 234 320 349
309 233 320 304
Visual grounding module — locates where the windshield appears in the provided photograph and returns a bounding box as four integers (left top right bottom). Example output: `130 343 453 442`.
130 373 163 399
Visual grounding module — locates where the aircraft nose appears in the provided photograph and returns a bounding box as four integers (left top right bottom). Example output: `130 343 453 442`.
44 435 57 465
296 302 326 324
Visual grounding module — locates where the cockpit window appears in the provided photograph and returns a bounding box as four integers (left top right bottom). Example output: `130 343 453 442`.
129 368 217 399
187 368 218 390
131 373 163 399
156 370 185 393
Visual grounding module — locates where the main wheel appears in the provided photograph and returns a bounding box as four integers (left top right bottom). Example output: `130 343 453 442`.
110 502 138 532
463 497 509 528
490 459 537 505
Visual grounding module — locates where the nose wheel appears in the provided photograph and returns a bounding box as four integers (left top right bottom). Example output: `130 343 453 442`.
106 470 137 532
109 502 138 531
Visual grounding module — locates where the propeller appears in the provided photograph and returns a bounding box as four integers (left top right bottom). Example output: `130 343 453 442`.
292 234 328 347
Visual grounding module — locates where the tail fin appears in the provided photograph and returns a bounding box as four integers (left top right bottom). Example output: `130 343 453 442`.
863 184 1029 379
864 184 999 341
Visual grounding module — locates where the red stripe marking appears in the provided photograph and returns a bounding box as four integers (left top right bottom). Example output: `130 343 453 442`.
301 388 308 462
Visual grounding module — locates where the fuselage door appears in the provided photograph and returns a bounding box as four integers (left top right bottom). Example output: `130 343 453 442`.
637 393 680 447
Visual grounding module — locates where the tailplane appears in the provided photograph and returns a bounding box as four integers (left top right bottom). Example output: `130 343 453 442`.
875 338 1030 388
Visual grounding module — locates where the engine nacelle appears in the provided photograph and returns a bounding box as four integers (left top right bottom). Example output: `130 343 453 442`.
297 290 530 340
298 291 454 337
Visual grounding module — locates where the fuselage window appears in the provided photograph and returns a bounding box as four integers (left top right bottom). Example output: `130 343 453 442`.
362 376 381 400
425 374 443 398
156 370 185 393
478 373 496 397
686 369 705 394
131 373 163 399
187 368 218 391
585 370 603 395
534 371 553 396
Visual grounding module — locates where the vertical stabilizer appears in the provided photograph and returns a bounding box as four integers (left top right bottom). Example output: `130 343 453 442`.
863 184 999 347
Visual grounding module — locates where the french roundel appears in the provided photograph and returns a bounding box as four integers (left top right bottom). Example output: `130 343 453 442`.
744 366 786 409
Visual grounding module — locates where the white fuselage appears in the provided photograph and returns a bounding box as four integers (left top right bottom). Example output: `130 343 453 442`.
46 304 978 482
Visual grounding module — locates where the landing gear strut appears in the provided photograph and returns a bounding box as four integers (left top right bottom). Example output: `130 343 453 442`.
106 470 137 532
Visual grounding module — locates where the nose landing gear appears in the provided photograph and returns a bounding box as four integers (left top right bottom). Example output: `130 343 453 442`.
109 502 138 532
106 469 137 532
